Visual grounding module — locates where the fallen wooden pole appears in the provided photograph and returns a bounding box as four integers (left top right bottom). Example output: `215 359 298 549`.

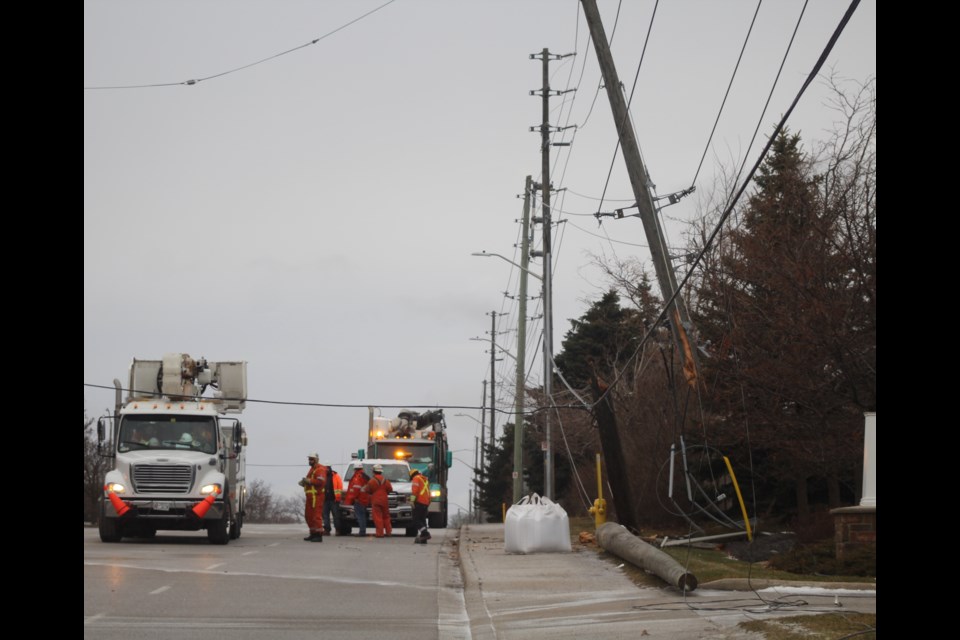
597 522 698 592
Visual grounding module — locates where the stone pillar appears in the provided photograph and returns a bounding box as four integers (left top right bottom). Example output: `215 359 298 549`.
831 506 876 560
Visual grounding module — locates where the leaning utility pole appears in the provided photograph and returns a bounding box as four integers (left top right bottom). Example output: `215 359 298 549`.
513 176 533 504
580 0 696 360
530 48 574 500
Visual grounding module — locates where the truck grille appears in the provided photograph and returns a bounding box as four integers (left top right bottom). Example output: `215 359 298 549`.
133 464 194 494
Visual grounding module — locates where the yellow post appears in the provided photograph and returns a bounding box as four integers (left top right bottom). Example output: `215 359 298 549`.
502 502 506 523
722 455 753 541
587 452 607 527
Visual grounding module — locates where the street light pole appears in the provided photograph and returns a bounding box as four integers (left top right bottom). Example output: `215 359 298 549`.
473 244 542 503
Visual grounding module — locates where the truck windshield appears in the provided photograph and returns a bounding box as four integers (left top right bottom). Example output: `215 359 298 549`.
118 415 217 454
375 442 436 478
348 463 409 483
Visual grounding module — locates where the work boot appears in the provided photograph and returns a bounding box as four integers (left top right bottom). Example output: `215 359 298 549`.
311 534 323 542
304 534 315 541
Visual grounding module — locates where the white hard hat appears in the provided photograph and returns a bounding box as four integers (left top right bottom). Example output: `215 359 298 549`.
373 464 383 473
180 433 194 443
308 452 319 460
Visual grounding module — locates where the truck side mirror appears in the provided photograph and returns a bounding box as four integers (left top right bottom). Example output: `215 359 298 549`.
97 418 106 443
445 451 453 469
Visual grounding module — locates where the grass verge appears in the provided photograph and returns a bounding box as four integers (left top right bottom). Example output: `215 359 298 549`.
568 517 876 587
739 612 876 639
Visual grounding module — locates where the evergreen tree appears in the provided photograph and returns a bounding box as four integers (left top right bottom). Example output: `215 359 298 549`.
695 126 876 519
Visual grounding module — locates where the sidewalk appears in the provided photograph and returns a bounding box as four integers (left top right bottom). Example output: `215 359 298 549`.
455 523 875 640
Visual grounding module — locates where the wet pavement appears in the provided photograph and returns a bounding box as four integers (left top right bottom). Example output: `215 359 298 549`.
455 523 875 639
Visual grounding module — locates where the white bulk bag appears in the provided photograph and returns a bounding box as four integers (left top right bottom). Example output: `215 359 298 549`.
504 493 572 554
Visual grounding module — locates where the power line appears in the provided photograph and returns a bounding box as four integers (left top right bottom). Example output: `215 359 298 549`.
563 189 635 203
564 219 651 248
84 0 398 90
725 0 811 207
689 0 764 188
83 381 515 414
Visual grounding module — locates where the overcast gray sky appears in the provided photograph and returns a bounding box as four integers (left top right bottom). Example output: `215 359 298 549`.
84 0 876 517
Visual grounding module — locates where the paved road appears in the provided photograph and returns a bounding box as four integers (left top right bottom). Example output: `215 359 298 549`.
83 524 467 640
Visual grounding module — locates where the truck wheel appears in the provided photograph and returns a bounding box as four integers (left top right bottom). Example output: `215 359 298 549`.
405 526 418 537
208 501 231 545
98 500 123 543
429 512 447 529
230 502 242 540
336 523 352 536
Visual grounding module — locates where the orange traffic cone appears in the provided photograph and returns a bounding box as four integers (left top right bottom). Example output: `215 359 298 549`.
191 488 219 518
106 488 131 517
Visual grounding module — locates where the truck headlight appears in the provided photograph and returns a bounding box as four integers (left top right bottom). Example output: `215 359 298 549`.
105 482 126 494
430 489 441 498
200 484 222 495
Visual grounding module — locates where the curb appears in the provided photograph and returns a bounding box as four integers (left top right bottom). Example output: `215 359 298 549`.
699 578 876 591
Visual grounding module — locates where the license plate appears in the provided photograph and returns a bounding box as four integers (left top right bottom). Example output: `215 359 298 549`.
153 501 172 511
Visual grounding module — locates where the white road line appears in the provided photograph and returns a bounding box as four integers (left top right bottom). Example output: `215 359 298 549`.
84 561 437 589
84 613 105 625
205 563 226 570
267 542 280 547
242 550 259 556
149 585 171 595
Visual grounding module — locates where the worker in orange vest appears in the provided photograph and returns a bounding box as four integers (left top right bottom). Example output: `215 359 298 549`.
344 467 371 536
298 453 325 542
362 464 393 538
322 461 344 535
409 468 432 544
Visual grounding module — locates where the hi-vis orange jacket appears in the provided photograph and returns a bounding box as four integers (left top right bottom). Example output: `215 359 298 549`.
411 474 431 506
304 463 326 508
364 474 393 507
330 470 343 502
344 470 370 506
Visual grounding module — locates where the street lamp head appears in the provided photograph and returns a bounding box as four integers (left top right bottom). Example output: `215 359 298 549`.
471 251 543 281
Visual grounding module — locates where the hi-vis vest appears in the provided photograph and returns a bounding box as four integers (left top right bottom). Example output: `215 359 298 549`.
305 464 324 507
412 474 431 505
